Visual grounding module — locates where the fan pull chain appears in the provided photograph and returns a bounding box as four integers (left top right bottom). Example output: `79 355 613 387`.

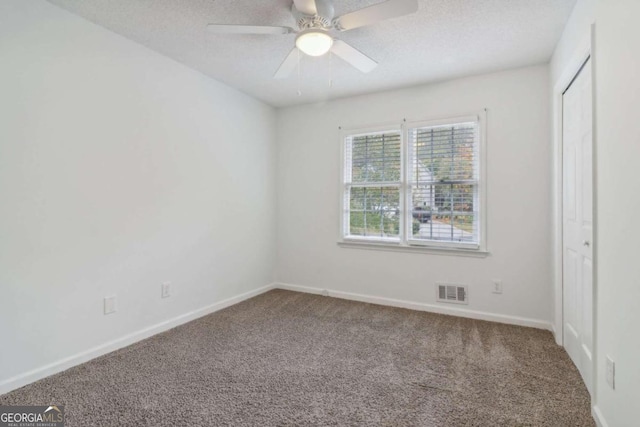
329 51 333 88
297 49 302 97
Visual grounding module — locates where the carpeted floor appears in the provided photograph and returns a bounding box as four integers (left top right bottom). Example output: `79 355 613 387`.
1 289 593 426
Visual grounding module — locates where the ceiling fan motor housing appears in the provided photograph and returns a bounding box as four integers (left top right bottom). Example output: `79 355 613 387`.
296 15 331 30
292 0 335 30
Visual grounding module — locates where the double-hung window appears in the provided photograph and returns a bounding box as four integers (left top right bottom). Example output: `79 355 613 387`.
343 128 403 242
341 115 485 252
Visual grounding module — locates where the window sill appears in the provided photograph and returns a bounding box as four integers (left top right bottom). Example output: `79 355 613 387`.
337 240 490 258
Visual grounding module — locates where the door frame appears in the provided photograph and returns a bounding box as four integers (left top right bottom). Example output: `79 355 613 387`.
552 25 597 395
552 33 592 347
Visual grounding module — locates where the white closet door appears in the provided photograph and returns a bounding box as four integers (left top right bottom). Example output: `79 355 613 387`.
562 58 593 394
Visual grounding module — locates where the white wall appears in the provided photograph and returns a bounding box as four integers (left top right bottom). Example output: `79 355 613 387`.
0 1 276 391
550 0 596 84
550 1 640 425
276 65 553 326
593 0 640 425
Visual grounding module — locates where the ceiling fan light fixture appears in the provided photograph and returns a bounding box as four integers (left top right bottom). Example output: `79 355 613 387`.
295 29 333 57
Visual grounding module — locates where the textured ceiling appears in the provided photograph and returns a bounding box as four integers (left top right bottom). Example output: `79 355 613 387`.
47 0 576 107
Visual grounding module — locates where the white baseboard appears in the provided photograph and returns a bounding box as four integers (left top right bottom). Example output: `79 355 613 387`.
592 405 609 427
0 283 275 396
275 283 553 331
550 323 562 345
555 323 563 346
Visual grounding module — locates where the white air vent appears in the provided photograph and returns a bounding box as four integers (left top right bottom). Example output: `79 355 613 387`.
436 283 468 305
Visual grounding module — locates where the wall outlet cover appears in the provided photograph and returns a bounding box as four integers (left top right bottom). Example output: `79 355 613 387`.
605 355 615 389
104 296 117 315
161 282 171 298
492 280 503 294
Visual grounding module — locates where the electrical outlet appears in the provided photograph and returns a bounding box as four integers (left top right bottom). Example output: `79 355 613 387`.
492 280 503 294
104 296 117 315
606 356 615 389
161 282 171 299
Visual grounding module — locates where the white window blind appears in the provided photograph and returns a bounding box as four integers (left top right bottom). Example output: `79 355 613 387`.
343 130 402 240
407 121 480 247
341 116 483 251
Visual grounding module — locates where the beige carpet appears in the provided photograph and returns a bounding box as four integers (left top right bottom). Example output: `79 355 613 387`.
1 289 593 426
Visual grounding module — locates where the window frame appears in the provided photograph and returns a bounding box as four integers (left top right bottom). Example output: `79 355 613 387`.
341 124 404 243
339 112 488 255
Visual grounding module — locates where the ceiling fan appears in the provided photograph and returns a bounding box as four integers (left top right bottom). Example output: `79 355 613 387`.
207 0 419 79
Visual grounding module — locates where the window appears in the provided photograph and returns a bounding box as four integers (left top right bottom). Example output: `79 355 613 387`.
341 115 484 251
343 129 402 242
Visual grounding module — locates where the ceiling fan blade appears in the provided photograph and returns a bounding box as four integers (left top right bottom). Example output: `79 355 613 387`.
292 0 317 16
274 48 300 79
206 24 294 35
330 40 377 73
334 0 418 31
